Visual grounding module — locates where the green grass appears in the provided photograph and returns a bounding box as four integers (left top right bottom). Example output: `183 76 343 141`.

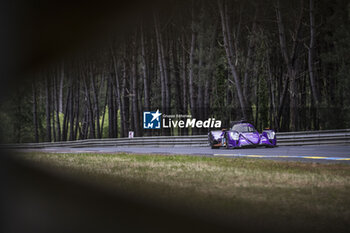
19 152 350 232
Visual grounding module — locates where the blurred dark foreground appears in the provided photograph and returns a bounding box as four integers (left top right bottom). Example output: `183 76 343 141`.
0 151 237 233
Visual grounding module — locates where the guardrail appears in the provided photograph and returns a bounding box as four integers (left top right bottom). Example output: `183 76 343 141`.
2 129 350 149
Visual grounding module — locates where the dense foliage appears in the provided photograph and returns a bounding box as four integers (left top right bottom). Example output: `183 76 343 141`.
1 0 350 143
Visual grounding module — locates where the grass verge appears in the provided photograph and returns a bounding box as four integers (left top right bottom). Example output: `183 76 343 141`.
19 152 350 232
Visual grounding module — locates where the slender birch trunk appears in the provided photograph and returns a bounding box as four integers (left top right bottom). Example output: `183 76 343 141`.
218 0 248 120
32 81 39 143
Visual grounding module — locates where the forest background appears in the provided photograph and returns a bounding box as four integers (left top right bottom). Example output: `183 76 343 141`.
1 0 349 143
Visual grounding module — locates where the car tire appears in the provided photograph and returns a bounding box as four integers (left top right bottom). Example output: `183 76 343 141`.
225 135 230 149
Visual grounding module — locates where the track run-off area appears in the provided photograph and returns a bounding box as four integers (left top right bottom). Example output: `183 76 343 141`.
18 145 350 164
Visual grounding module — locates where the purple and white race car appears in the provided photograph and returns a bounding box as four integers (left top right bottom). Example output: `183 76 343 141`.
208 122 276 149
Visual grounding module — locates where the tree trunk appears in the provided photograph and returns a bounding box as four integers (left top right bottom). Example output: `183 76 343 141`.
111 46 123 137
51 80 56 142
59 61 64 113
91 74 101 138
121 61 129 137
288 69 298 131
275 0 303 131
172 37 183 134
54 73 61 141
100 81 108 137
83 77 95 139
108 77 115 137
277 75 289 130
131 50 140 137
32 82 39 143
197 35 204 123
159 27 170 117
189 9 196 126
308 0 320 107
218 0 249 120
154 14 170 135
154 14 165 111
69 80 75 141
140 23 150 111
45 77 51 142
243 18 256 105
129 33 140 137
196 41 204 134
81 108 88 140
181 34 188 135
62 84 70 141
204 78 210 121
266 52 278 129
74 79 80 140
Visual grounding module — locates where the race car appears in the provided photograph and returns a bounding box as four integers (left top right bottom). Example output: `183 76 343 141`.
208 121 276 149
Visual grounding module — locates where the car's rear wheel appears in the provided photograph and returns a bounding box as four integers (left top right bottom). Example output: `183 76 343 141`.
225 135 230 149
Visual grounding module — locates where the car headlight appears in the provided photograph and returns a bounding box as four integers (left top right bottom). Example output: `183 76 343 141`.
267 131 275 139
230 132 239 140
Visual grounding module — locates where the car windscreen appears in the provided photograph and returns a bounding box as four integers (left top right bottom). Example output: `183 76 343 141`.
232 124 256 132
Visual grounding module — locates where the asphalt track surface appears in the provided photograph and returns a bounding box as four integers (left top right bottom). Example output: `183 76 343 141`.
20 145 350 164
